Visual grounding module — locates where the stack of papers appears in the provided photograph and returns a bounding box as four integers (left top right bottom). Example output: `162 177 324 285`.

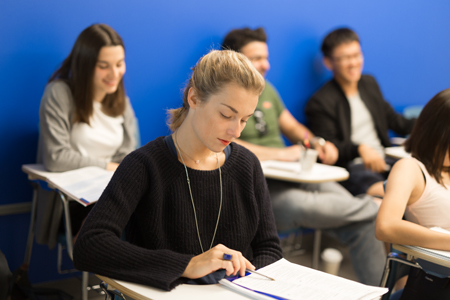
220 259 387 300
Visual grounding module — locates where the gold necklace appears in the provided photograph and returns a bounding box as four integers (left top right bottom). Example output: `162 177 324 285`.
174 131 222 253
177 145 209 164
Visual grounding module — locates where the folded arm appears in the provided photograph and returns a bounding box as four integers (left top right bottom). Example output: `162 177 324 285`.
375 158 450 251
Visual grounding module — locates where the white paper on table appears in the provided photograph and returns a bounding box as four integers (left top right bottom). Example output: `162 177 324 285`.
220 259 387 300
261 160 301 173
384 146 410 159
48 167 113 206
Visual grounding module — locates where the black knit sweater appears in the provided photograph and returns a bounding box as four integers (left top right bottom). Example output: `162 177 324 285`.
73 137 282 290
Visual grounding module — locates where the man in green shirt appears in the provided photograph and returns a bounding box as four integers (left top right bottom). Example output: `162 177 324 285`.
222 27 385 286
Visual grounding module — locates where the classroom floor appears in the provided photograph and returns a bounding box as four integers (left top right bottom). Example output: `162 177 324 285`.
35 232 359 300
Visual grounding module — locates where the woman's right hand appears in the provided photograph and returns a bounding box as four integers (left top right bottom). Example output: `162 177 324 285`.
182 244 255 279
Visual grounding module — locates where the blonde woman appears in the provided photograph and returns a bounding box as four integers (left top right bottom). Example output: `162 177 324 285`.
73 50 282 290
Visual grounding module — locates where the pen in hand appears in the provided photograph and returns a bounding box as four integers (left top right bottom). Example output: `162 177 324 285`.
303 132 310 149
246 269 275 281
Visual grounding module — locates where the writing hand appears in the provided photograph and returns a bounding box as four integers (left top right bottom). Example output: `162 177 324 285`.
359 144 386 173
182 244 255 279
316 141 338 165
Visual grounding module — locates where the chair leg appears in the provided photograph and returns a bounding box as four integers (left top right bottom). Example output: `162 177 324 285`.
100 282 126 300
59 193 74 259
57 242 78 274
23 185 39 267
81 271 89 300
312 229 321 269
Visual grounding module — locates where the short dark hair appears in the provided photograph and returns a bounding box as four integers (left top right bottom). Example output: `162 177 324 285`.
49 24 126 124
404 88 450 186
222 27 267 52
321 28 360 58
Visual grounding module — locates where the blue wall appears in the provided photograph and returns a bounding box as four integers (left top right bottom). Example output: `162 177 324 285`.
1 0 449 283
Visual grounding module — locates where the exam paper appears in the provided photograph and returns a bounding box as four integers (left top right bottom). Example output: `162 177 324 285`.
221 259 387 300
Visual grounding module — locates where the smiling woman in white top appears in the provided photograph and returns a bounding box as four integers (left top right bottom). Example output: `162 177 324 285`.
37 23 137 173
34 24 137 247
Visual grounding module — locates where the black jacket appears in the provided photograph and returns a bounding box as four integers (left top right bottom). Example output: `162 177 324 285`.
305 75 415 167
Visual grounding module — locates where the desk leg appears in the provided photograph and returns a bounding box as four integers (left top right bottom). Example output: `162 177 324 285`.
59 192 73 260
59 192 88 300
82 271 89 300
23 185 39 266
312 229 321 270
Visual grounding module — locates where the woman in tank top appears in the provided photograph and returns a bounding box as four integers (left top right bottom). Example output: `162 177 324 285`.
375 88 450 299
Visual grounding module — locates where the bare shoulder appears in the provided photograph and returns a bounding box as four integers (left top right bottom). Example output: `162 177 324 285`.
388 158 425 202
391 157 422 174
387 158 422 189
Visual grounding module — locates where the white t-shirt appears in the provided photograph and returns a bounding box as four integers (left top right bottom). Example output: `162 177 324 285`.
348 93 385 163
70 101 124 162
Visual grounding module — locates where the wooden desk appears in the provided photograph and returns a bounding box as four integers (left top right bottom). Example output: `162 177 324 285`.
261 160 349 183
97 275 251 300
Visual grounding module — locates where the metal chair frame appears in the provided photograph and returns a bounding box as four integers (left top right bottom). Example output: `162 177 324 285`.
279 227 322 269
24 180 96 300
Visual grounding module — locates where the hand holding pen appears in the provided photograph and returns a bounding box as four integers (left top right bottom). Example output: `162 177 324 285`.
182 244 255 279
303 132 310 149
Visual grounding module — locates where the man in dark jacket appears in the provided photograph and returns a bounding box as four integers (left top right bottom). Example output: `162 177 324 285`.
305 28 415 196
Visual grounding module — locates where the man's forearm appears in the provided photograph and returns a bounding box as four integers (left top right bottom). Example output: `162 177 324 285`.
234 139 284 161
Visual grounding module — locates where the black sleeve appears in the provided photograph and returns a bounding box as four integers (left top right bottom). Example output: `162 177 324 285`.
73 153 192 291
305 93 359 166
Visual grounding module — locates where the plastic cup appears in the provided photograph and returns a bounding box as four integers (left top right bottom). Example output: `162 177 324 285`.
300 148 318 173
321 248 343 275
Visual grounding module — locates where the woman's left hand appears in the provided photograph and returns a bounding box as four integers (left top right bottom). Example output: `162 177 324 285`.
181 244 255 279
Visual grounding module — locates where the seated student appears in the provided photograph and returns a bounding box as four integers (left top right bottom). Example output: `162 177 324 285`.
222 27 385 286
73 50 283 290
35 24 137 248
375 88 450 299
305 28 415 197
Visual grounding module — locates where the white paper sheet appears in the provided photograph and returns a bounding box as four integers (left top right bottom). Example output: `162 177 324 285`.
23 164 113 206
220 259 387 300
49 167 113 205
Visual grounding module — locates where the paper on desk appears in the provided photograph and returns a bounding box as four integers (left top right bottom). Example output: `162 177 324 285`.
47 167 113 206
261 160 301 173
384 146 410 159
220 258 387 300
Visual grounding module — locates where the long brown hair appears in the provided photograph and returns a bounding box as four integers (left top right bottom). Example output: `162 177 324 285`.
49 24 126 124
404 88 450 185
167 50 265 131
